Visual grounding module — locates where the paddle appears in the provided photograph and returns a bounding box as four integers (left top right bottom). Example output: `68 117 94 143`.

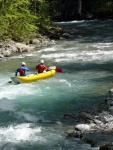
49 66 62 72
55 68 62 73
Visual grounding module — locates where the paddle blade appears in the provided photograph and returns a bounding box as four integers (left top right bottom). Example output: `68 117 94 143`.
55 68 62 72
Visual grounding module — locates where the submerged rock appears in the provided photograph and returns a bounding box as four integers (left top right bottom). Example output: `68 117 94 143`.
75 124 91 131
99 143 113 150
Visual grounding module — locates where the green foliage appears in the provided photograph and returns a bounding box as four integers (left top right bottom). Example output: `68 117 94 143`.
94 0 113 13
45 0 60 18
86 0 113 17
30 0 51 27
0 0 51 41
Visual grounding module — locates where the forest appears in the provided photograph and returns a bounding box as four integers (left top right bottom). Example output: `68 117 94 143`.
0 0 113 42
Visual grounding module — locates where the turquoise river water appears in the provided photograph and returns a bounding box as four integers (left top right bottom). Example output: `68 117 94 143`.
0 19 113 150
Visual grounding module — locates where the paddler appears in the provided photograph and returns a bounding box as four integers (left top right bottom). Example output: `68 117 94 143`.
15 62 29 76
36 60 50 73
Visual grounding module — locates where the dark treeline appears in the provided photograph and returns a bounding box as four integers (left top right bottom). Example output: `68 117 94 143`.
0 0 113 42
49 0 113 21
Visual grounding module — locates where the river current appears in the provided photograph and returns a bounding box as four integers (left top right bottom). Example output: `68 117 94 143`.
0 19 113 150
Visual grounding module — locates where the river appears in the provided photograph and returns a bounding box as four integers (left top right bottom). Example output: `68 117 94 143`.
0 19 113 150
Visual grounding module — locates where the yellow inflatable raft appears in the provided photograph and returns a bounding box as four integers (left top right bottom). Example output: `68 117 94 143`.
11 66 56 83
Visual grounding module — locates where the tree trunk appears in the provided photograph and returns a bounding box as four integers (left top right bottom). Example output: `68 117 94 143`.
77 0 82 16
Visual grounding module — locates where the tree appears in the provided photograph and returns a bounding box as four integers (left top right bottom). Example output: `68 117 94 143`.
0 0 52 41
0 0 38 41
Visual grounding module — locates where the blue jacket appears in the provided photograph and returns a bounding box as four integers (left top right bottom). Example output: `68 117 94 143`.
15 66 29 76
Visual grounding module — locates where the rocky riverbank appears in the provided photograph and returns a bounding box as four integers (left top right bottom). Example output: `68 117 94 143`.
0 28 74 59
0 35 56 58
64 89 113 150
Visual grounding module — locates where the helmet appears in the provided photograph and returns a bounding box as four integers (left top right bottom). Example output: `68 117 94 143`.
21 62 26 66
40 60 44 63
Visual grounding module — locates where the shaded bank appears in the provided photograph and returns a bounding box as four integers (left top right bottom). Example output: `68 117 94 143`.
64 88 113 149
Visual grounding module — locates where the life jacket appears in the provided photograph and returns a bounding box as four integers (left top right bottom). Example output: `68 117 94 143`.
36 64 44 73
36 64 47 73
19 67 25 75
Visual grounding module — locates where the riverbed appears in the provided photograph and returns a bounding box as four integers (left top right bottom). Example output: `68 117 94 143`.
0 19 113 150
